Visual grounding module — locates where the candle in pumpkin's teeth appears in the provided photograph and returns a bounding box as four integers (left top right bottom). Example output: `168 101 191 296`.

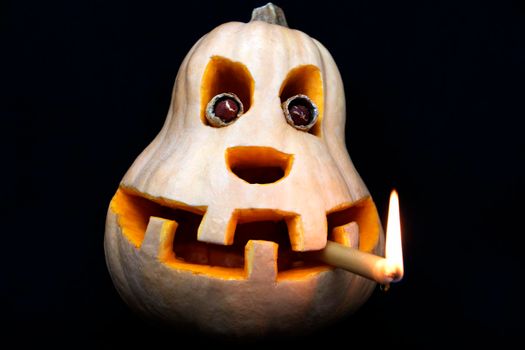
311 190 404 285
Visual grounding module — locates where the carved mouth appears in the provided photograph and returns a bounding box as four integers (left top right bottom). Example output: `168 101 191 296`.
110 186 381 279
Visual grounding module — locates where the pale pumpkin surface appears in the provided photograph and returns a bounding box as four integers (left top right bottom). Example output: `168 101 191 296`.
105 8 384 336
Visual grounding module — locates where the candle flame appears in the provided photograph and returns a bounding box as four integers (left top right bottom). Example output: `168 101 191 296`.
385 189 404 282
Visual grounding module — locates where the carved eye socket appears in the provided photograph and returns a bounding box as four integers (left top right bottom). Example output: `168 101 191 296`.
282 94 319 131
205 93 244 127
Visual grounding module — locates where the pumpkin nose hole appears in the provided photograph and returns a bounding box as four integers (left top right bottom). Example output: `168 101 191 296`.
226 147 294 184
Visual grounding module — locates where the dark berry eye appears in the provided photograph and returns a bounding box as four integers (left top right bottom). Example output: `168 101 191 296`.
282 94 318 131
205 93 244 127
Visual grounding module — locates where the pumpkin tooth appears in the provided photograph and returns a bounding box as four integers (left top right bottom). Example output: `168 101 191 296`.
331 221 359 249
286 211 328 251
197 206 237 245
244 240 278 282
141 216 178 261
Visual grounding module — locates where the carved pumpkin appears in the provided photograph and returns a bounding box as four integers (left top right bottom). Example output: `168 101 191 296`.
105 3 384 337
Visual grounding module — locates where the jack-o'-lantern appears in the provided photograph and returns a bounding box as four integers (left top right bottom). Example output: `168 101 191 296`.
104 3 384 337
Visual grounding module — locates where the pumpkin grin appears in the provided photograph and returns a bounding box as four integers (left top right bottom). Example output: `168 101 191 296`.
110 186 381 279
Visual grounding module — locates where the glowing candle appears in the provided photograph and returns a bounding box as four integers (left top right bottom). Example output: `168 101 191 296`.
311 190 404 286
384 189 404 281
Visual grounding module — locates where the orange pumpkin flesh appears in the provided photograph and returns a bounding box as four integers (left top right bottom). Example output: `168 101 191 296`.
200 56 254 126
280 65 324 136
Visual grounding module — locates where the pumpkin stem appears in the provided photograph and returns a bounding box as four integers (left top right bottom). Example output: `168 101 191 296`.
250 3 288 27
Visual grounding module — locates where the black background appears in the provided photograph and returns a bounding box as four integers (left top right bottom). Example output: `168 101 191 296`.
3 0 525 347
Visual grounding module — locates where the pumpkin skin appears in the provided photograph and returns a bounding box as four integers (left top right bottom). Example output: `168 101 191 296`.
105 10 384 337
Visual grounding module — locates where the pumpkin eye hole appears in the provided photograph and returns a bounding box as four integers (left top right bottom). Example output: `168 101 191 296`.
282 94 318 131
206 93 244 127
